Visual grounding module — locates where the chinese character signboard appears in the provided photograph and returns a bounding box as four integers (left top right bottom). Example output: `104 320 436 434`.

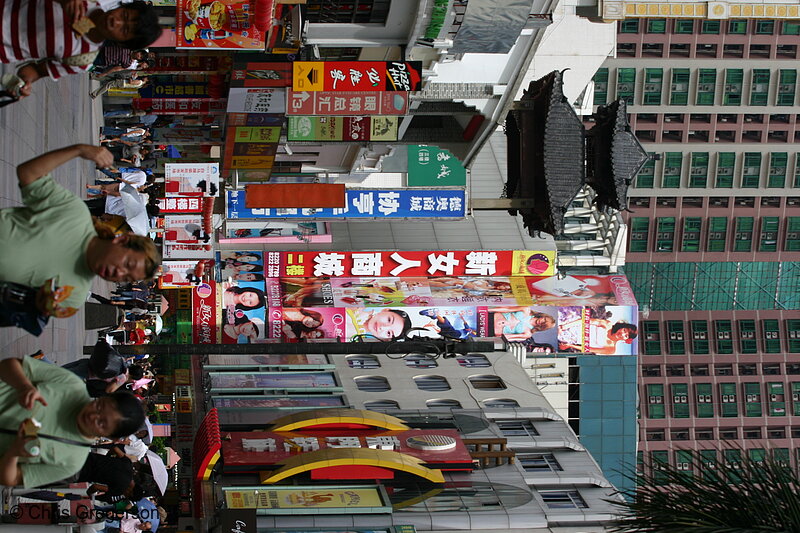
287 91 408 116
176 0 267 50
293 61 423 92
160 259 207 288
230 62 293 87
223 486 390 513
227 88 287 114
223 126 279 178
158 197 203 214
132 98 227 114
137 81 209 99
192 282 219 344
276 250 555 278
165 163 220 197
226 189 466 219
164 215 212 245
287 116 398 142
408 145 467 187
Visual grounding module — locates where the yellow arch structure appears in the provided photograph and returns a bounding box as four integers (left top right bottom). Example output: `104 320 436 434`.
259 448 444 484
269 408 409 432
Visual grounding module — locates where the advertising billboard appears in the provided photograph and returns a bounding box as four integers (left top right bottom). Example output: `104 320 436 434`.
293 61 423 92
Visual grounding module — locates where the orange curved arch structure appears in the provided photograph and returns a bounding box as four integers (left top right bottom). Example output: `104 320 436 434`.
269 408 409 432
259 448 444 484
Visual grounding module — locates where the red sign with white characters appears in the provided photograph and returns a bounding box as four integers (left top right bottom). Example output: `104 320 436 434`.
293 61 423 92
277 250 556 278
158 197 204 214
192 282 218 344
287 91 408 116
132 98 227 114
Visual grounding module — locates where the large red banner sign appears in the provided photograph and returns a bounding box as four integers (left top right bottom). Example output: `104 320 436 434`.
192 282 218 344
293 61 423 92
287 91 408 116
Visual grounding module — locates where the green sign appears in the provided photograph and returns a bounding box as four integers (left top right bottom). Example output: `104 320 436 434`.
407 145 466 187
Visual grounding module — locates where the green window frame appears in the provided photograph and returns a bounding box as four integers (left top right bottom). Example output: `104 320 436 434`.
672 383 690 418
795 154 800 188
734 217 754 252
767 382 786 416
656 217 676 253
743 382 762 417
666 320 685 354
670 68 690 105
701 20 720 34
786 217 800 252
682 217 702 252
768 152 788 187
723 69 743 106
738 319 758 353
762 319 781 353
674 19 694 34
750 69 770 106
593 68 609 106
742 152 761 188
647 19 667 33
773 448 790 467
652 450 669 484
777 70 797 106
792 382 800 415
788 319 800 353
700 450 717 478
782 21 800 35
675 450 693 473
759 217 779 252
716 152 735 188
719 383 738 417
749 449 766 464
724 449 741 482
690 320 709 354
643 68 664 105
646 383 666 418
642 321 662 355
755 20 775 34
635 155 656 188
707 217 728 252
617 68 636 104
689 152 709 188
662 152 682 188
630 217 650 252
696 69 716 105
728 20 747 34
714 320 733 353
695 383 714 418
620 19 640 33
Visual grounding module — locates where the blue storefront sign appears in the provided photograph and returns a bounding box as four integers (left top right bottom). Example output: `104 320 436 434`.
226 189 466 219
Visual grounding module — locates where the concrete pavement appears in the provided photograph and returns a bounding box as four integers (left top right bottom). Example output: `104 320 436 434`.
0 66 109 365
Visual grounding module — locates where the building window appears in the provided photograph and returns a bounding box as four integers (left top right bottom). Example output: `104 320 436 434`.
305 0 390 24
761 319 781 352
768 153 788 187
777 70 797 106
741 152 761 188
355 376 390 392
346 354 380 369
743 382 763 416
695 69 717 106
643 365 661 377
667 364 685 377
643 68 664 105
739 319 758 352
766 382 786 416
620 19 640 33
405 354 438 368
672 383 690 418
715 152 735 188
763 363 782 375
616 68 636 104
469 375 506 391
696 430 714 441
702 20 720 34
646 384 666 418
714 320 734 353
759 217 780 252
496 419 538 438
670 68 690 105
647 19 667 33
635 156 656 188
723 69 744 105
662 152 683 188
719 428 739 440
715 364 734 376
426 399 461 409
782 21 800 35
793 383 800 415
720 383 739 417
690 320 709 353
706 217 728 252
728 20 747 34
787 319 800 352
414 375 450 392
457 354 491 368
593 68 608 106
786 218 800 252
630 217 650 252
666 320 685 354
540 490 588 509
734 217 754 252
750 69 771 106
696 383 714 418
519 453 563 472
688 153 709 188
364 399 399 409
656 218 676 252
755 20 775 34
691 364 709 376
642 321 662 355
483 398 519 408
646 429 665 441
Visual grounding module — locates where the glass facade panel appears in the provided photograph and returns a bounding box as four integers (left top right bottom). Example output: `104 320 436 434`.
723 69 744 105
662 152 682 188
716 152 735 188
696 69 716 105
670 68 690 105
643 68 664 105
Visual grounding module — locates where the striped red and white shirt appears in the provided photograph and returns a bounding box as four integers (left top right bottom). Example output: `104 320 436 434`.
0 0 101 79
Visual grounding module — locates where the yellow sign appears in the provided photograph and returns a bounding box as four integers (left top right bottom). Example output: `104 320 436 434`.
292 61 324 92
225 487 385 511
510 250 557 276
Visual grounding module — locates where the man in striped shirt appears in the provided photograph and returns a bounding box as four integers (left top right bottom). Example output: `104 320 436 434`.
0 0 161 98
